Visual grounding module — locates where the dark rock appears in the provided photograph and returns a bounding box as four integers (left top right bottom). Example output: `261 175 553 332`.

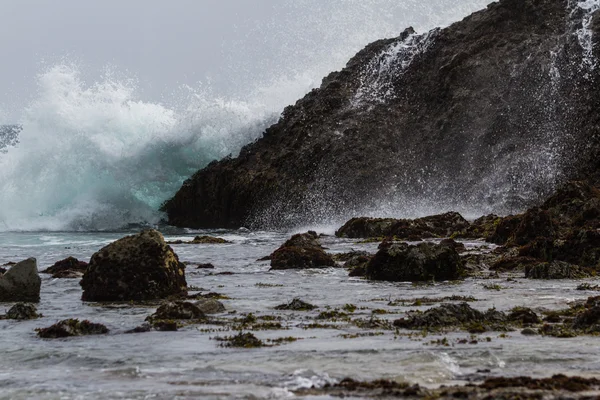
126 321 178 333
521 328 538 335
36 319 108 338
490 256 541 272
147 301 205 321
0 268 5 275
508 307 540 325
487 215 523 245
393 303 506 331
193 298 226 314
167 235 231 245
270 232 335 270
275 298 316 311
332 250 371 262
217 332 264 348
366 241 463 282
3 303 40 320
458 214 502 240
80 230 187 302
42 257 88 278
196 263 215 269
0 258 41 302
335 212 469 240
525 261 592 279
335 218 397 238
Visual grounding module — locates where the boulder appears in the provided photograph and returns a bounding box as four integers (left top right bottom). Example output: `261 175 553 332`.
270 232 335 270
147 301 205 321
335 218 397 238
36 319 108 338
80 230 187 302
524 261 592 279
193 298 226 314
366 241 463 282
0 258 41 302
42 257 88 279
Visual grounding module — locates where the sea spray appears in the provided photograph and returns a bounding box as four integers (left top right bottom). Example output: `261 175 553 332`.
0 64 278 231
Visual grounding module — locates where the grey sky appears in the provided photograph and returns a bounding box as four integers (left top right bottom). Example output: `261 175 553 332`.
0 0 492 120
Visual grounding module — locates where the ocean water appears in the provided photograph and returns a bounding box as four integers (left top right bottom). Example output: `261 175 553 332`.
1 230 600 399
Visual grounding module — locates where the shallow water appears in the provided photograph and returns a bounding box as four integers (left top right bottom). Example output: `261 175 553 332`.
0 230 599 399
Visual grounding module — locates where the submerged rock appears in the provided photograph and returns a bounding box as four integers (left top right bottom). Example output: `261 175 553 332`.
216 332 264 348
270 232 335 270
4 303 41 320
366 241 463 282
0 258 41 302
80 230 187 302
36 319 108 338
42 257 88 279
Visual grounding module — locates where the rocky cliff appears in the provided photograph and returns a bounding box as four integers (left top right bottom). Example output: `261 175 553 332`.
162 0 600 229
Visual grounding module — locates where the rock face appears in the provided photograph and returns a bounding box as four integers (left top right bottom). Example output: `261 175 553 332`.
270 232 335 270
80 230 187 302
162 0 600 229
0 258 41 302
366 241 463 282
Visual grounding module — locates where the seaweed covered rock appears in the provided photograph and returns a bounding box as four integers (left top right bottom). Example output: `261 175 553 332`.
36 319 108 338
507 307 540 325
275 298 316 311
572 297 600 332
80 230 187 302
393 303 506 331
0 258 41 302
147 301 205 321
4 303 40 320
194 298 226 314
335 212 469 240
524 261 592 279
270 231 335 270
42 257 88 279
366 241 463 282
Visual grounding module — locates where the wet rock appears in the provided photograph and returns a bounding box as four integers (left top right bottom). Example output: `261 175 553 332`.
332 250 371 263
393 303 506 331
147 301 205 321
0 267 5 275
458 214 502 240
125 321 178 333
490 256 539 272
366 241 463 282
487 215 523 245
335 218 397 238
336 212 469 240
572 298 600 332
36 319 109 338
196 263 215 269
524 261 592 279
193 298 226 314
521 328 537 335
275 298 316 311
41 257 88 279
481 374 600 392
4 303 41 320
216 332 264 348
508 307 540 325
270 232 335 270
167 235 231 245
0 258 41 302
80 230 187 302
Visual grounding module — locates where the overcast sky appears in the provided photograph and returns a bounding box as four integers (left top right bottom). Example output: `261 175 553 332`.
0 0 492 120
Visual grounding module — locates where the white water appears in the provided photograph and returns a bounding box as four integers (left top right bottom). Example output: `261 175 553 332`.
0 1 504 232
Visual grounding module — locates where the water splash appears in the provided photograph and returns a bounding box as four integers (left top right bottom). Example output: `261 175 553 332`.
574 0 600 73
353 29 439 107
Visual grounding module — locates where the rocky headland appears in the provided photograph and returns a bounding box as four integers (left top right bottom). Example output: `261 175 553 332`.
162 0 600 229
